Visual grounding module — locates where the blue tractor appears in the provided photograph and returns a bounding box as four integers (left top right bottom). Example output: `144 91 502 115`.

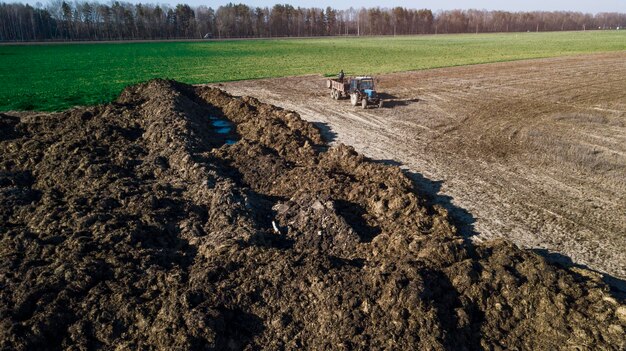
349 76 384 109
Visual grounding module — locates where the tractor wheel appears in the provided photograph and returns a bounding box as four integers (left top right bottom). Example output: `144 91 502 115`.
378 100 384 108
362 98 368 109
330 89 335 99
350 94 358 106
334 90 339 100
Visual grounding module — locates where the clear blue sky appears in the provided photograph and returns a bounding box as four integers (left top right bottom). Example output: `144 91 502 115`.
27 0 626 13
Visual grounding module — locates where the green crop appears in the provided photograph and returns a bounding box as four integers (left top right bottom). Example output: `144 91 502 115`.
1 31 624 111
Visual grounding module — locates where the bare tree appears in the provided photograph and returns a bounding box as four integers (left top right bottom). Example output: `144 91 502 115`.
1 2 624 42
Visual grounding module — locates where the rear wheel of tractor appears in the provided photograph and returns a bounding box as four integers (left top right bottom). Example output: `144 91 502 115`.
379 100 384 108
362 98 367 109
351 94 358 106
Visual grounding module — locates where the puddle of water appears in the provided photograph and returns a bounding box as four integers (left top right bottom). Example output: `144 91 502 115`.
212 120 231 128
209 116 239 145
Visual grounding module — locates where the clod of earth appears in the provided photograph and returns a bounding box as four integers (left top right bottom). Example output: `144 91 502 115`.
1 79 624 350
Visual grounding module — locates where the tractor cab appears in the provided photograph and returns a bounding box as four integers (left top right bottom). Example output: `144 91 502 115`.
350 77 378 102
350 77 374 92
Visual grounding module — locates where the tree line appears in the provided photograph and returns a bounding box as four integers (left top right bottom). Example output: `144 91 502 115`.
1 1 625 41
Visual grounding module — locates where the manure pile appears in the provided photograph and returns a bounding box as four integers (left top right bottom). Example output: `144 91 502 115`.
1 80 624 350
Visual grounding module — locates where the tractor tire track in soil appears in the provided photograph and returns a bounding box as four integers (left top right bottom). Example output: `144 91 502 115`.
1 79 624 349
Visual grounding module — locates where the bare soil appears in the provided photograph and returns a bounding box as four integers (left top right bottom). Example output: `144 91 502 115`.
1 79 625 349
214 52 626 287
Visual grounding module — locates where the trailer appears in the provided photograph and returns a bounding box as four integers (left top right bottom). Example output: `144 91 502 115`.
326 79 349 100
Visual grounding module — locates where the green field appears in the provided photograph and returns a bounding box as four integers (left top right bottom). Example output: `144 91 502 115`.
1 31 625 111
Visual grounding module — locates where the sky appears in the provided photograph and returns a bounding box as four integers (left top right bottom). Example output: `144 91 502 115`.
215 0 626 13
23 0 626 13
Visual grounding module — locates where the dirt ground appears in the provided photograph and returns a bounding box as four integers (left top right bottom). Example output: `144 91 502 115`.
2 80 625 349
214 52 626 288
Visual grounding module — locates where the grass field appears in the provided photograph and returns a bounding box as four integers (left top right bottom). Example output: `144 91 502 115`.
1 31 625 111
